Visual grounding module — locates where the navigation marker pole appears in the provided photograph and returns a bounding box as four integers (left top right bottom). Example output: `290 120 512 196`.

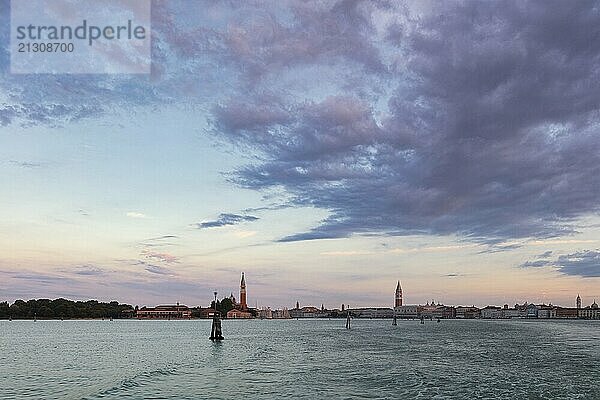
392 308 397 326
345 308 351 329
210 291 224 341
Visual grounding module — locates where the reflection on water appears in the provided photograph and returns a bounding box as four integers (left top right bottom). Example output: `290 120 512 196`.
0 319 599 399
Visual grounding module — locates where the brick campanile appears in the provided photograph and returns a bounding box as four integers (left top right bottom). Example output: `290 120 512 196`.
395 280 403 307
240 272 247 310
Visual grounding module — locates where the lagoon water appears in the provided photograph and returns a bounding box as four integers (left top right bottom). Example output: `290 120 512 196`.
1 319 599 399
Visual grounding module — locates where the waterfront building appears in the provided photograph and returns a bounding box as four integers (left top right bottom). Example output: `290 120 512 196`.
456 306 480 319
227 308 252 319
536 305 556 319
434 305 456 319
395 305 419 319
348 307 394 318
500 306 521 319
578 300 599 319
198 307 219 319
511 303 530 318
272 308 291 319
395 281 403 307
294 306 321 318
525 303 539 318
480 306 503 319
136 303 192 319
288 306 325 318
419 301 441 319
554 307 578 319
258 307 273 319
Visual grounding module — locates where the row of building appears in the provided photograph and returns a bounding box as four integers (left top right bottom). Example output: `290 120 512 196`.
393 301 600 320
127 277 600 320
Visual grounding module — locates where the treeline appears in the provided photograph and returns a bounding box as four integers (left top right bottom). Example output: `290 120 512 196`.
0 298 133 319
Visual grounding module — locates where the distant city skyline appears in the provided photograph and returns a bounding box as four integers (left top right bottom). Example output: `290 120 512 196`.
2 1 599 307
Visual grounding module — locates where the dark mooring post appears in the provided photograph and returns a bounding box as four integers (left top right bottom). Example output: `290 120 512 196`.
210 291 224 341
345 310 351 329
392 309 397 326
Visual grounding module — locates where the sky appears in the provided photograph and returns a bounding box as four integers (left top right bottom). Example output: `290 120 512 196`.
1 0 599 309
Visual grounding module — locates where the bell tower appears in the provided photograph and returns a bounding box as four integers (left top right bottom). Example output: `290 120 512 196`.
240 272 247 310
395 281 403 307
576 294 581 309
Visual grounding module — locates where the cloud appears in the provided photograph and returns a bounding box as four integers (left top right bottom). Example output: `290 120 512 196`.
389 244 478 254
8 160 45 168
143 264 174 275
7 271 71 283
117 258 177 276
72 265 105 276
521 249 600 278
141 250 179 264
2 1 600 247
555 250 600 278
126 212 148 219
212 1 600 245
444 273 467 278
527 239 598 246
139 235 179 248
537 251 554 259
197 213 259 229
146 235 178 241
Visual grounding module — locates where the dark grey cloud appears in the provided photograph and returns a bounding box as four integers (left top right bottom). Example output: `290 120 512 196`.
555 250 600 277
151 235 178 240
197 213 259 229
520 259 553 269
138 235 179 248
127 259 175 276
444 273 467 278
2 0 599 246
212 1 600 245
8 271 70 283
144 264 173 275
521 249 600 277
72 265 105 276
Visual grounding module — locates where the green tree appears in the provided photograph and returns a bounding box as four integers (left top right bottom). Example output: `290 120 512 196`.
219 297 234 317
0 302 9 318
0 298 133 319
